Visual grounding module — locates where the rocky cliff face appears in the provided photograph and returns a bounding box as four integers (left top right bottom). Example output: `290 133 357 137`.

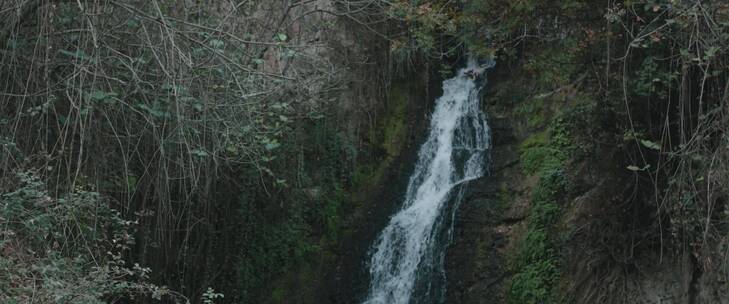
252 9 449 301
444 47 729 304
253 2 729 303
445 65 538 303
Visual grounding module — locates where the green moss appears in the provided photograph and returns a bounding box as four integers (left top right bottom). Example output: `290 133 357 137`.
380 85 409 158
315 185 351 248
503 45 578 304
508 169 566 304
501 38 584 301
524 42 579 90
515 98 547 128
353 82 412 195
473 235 490 270
495 183 513 213
352 162 387 193
520 130 549 150
520 147 565 175
519 129 568 175
270 286 285 303
509 260 559 304
509 116 571 304
267 260 318 304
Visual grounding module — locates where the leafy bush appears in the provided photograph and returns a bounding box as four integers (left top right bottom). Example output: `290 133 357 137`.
0 171 175 303
1 1 351 300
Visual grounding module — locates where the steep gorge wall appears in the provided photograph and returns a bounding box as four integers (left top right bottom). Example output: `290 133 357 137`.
4 1 725 303
268 1 729 302
247 5 448 303
260 69 443 303
445 29 728 304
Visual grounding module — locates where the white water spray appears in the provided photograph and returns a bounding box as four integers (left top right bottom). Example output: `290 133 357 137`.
363 61 492 304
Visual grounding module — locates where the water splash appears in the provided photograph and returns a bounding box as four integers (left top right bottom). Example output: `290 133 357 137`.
363 60 492 304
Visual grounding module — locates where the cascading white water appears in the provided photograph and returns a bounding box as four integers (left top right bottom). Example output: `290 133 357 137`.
363 61 492 304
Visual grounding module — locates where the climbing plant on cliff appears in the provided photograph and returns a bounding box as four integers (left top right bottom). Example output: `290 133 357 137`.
484 0 727 302
612 0 728 253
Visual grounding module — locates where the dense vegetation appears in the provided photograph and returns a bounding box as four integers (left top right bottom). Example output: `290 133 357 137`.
389 0 728 302
1 0 727 303
0 1 379 302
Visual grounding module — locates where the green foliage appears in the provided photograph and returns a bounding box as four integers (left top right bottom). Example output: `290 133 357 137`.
399 0 729 301
510 113 571 303
352 162 388 194
520 145 565 175
508 259 559 304
386 0 461 65
508 169 566 304
237 203 316 301
235 119 360 302
316 186 348 241
524 43 579 90
514 98 546 128
0 171 166 303
202 287 224 304
234 75 419 302
307 122 357 186
531 170 568 212
611 0 729 255
519 111 577 174
380 85 409 158
353 82 412 192
632 56 676 99
2 1 347 301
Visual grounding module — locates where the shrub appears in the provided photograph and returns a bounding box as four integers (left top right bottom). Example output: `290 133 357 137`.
0 171 170 303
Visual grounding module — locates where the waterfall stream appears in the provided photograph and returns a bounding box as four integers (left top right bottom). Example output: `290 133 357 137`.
363 61 492 304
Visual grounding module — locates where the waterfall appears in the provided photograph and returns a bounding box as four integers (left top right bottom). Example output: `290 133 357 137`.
362 60 492 304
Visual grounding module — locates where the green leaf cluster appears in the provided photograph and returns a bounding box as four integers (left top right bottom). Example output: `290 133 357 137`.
0 171 162 303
